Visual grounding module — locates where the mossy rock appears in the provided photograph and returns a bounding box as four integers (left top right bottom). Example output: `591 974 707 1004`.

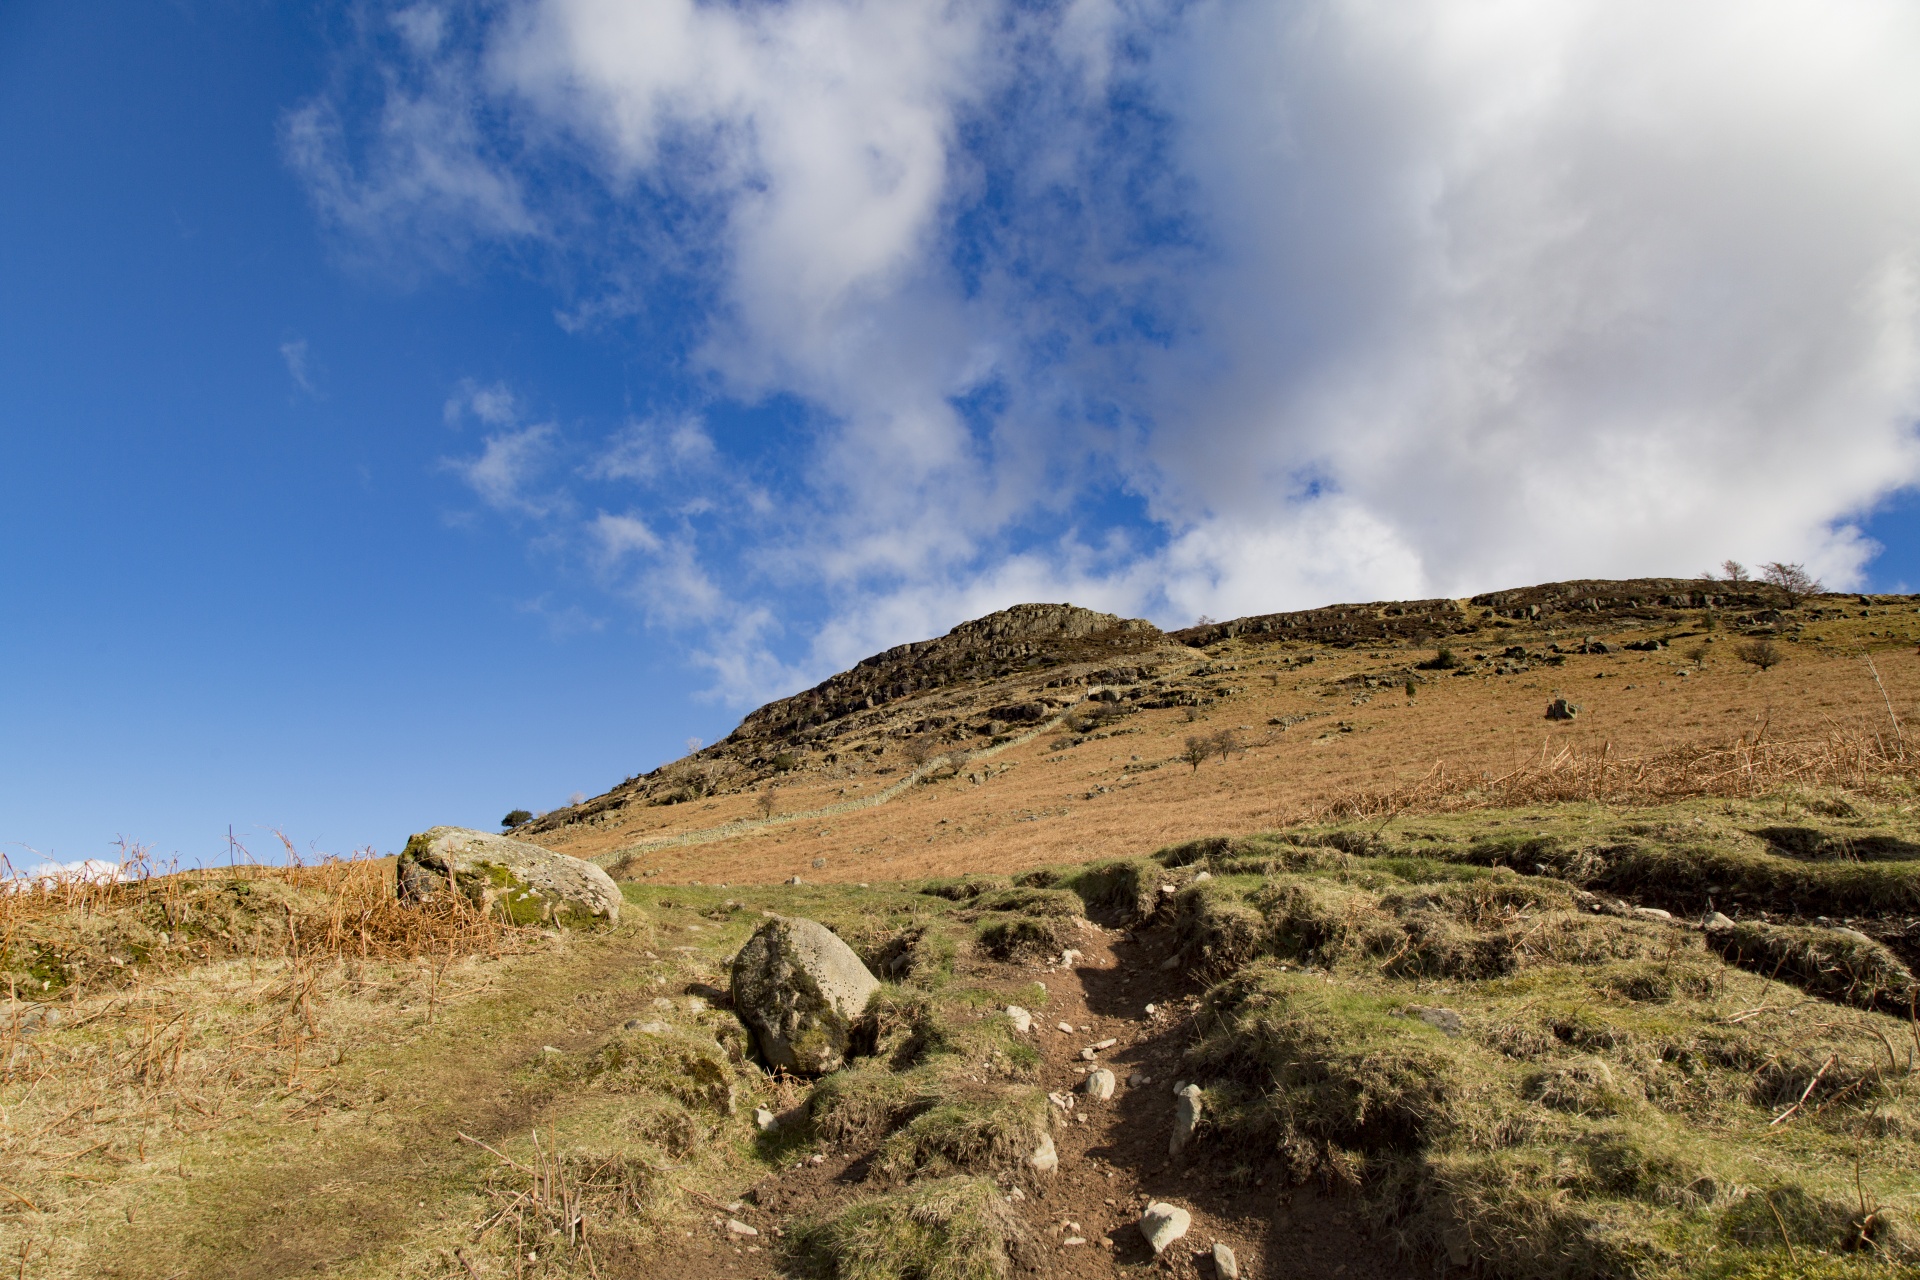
397 826 621 926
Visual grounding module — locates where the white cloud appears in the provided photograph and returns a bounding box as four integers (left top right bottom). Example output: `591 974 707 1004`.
4 858 127 890
444 379 519 428
279 338 317 394
447 423 564 518
298 0 1920 706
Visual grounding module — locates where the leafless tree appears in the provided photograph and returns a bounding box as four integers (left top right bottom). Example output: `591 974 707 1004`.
1760 561 1822 607
1738 638 1782 671
902 736 939 769
755 788 777 820
1181 736 1211 772
1211 728 1243 760
1720 560 1751 582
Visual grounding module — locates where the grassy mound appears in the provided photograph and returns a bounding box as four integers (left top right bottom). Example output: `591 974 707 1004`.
790 1175 1026 1280
1156 853 1920 1279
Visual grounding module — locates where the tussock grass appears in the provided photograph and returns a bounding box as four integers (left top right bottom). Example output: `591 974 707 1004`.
789 1175 1025 1280
1167 852 1920 1279
1707 922 1917 1013
870 1089 1051 1184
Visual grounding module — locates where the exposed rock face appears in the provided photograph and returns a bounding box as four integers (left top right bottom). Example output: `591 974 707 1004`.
731 604 1165 742
1170 577 1794 650
730 916 880 1073
396 827 620 926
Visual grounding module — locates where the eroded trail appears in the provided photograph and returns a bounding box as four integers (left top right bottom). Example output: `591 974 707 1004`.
642 913 1410 1280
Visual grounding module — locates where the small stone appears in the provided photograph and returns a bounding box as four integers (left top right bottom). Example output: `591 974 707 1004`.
1063 1236 1086 1246
1057 1021 1075 1034
1170 1084 1203 1155
1048 1091 1076 1112
786 876 804 885
811 857 826 869
1082 1068 1116 1101
1129 1072 1151 1087
1405 1006 1464 1036
1193 871 1212 883
1091 1037 1117 1050
1144 1003 1157 1015
1702 911 1736 931
1029 1132 1059 1174
1139 1202 1192 1253
1006 1005 1033 1033
1212 1242 1239 1279
754 1107 779 1132
1633 907 1673 920
725 1219 758 1237
1158 954 1181 971
1059 949 1082 967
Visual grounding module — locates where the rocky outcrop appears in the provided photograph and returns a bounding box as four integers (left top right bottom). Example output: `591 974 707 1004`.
730 916 880 1073
396 827 620 926
730 604 1167 743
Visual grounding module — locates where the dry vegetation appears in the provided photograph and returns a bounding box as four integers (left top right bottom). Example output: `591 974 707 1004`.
13 582 1920 1278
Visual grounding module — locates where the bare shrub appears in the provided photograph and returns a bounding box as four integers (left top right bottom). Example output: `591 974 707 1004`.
1739 638 1782 671
1211 728 1243 760
1182 736 1211 773
1720 559 1751 582
1761 561 1823 607
756 788 777 820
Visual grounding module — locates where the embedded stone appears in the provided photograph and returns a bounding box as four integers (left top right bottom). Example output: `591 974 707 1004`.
1139 1202 1191 1253
730 916 879 1074
397 827 620 927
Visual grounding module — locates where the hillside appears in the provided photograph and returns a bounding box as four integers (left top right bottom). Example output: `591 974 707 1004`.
522 578 1920 894
7 575 1920 1280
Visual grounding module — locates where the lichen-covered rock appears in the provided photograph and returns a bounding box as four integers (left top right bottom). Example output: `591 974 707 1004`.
397 827 620 927
730 916 879 1074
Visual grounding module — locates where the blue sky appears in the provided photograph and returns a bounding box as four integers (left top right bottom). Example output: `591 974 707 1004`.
5 1 1920 870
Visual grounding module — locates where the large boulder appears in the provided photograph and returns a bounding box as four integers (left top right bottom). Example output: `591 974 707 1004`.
397 827 621 927
730 916 879 1073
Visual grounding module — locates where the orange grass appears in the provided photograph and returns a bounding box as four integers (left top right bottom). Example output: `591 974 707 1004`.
1311 722 1918 821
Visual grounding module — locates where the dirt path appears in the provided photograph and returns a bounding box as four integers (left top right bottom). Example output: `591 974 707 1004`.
641 918 1412 1280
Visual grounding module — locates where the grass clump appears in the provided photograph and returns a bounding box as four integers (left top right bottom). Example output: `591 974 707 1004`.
1061 856 1161 923
973 916 1066 962
1177 905 1920 1279
789 1175 1026 1280
1707 921 1916 1012
869 1088 1052 1184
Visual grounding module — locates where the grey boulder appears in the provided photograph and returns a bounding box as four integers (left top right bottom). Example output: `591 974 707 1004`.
397 826 620 926
1140 1202 1191 1253
731 916 879 1074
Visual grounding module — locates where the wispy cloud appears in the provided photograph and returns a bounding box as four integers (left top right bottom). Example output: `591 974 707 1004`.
279 338 317 395
295 0 1920 707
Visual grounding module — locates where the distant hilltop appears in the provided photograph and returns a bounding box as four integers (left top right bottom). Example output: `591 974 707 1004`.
519 575 1880 837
